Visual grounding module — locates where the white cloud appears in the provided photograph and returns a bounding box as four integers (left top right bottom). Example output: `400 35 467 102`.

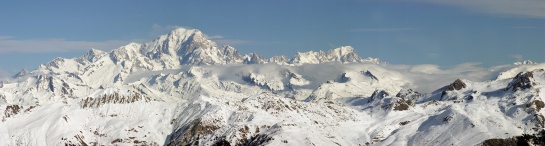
381 62 509 92
207 61 525 93
414 0 545 18
409 64 441 74
206 35 224 39
0 38 130 53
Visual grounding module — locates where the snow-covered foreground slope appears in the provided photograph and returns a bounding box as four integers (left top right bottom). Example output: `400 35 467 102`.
2 67 544 145
1 28 545 145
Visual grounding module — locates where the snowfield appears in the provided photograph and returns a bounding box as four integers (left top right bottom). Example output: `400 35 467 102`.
0 28 544 146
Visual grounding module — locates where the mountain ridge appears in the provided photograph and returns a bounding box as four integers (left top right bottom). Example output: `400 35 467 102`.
66 28 382 72
1 28 544 146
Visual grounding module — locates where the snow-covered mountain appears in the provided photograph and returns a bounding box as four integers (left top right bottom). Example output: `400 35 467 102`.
1 28 544 146
514 60 539 65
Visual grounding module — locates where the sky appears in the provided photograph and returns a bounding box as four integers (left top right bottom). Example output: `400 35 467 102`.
0 0 544 76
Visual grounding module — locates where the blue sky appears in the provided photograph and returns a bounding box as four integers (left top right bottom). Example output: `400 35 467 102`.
0 0 544 76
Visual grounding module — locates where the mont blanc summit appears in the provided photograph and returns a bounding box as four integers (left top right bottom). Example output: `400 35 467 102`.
1 28 544 146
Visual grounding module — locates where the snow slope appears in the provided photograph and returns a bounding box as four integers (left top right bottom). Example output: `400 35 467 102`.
0 28 544 146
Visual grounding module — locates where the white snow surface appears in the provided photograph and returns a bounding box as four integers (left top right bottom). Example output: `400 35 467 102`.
1 28 545 145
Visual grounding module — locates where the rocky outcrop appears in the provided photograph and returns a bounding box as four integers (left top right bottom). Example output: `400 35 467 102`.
80 92 151 108
243 134 274 146
335 73 351 83
396 89 421 101
369 90 389 103
2 105 37 122
392 97 414 111
3 105 21 119
506 72 535 91
361 70 378 80
448 79 466 91
390 89 421 111
244 53 265 64
167 118 220 146
482 132 545 146
441 79 467 100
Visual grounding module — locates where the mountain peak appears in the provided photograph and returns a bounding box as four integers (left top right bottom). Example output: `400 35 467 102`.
32 28 383 77
13 68 29 78
290 46 372 65
327 46 363 63
166 27 208 43
3 27 545 146
328 46 356 56
514 60 539 65
169 27 200 36
243 53 265 64
84 48 107 62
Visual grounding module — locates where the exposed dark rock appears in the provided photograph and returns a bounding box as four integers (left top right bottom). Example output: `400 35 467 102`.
507 72 535 91
396 89 421 101
74 134 88 146
535 114 545 127
212 139 231 146
379 95 413 111
335 73 350 83
61 82 73 95
167 118 220 146
393 102 410 111
443 116 453 122
441 79 467 100
242 134 273 146
527 100 545 111
369 90 389 103
447 79 466 91
422 100 440 108
482 131 545 146
361 70 378 80
387 89 419 111
241 74 274 91
482 138 524 146
262 99 292 112
48 76 55 92
3 105 22 121
24 105 36 113
467 95 474 101
80 92 152 108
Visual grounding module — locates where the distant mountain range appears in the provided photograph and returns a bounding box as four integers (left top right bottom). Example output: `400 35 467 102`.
1 28 544 146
